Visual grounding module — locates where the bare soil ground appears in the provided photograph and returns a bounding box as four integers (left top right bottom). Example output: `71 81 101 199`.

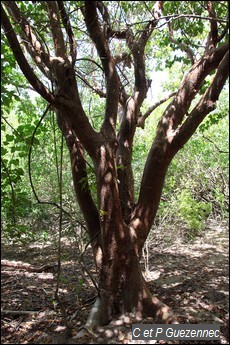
1 219 229 344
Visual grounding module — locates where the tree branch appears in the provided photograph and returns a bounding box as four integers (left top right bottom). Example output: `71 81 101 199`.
154 43 229 143
84 1 114 81
158 13 228 24
128 13 228 31
75 57 106 97
46 1 67 59
71 140 100 235
129 44 229 245
217 21 229 43
76 57 104 73
130 1 164 107
28 104 74 219
96 1 111 32
2 116 27 143
137 91 177 128
96 2 128 39
168 21 195 64
1 4 54 103
205 1 218 51
57 1 77 65
115 3 165 219
172 49 229 149
202 133 229 154
3 1 51 79
55 110 102 264
1 260 57 273
84 1 119 137
1 310 40 315
75 70 106 98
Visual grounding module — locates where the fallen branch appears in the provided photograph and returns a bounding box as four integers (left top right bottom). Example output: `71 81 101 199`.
1 260 57 272
1 309 40 315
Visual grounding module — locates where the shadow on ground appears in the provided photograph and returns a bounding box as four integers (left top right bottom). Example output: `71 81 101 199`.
1 219 229 344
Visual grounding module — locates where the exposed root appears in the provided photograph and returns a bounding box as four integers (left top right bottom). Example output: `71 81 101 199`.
76 296 110 338
76 312 158 343
76 293 178 339
76 325 97 339
143 295 178 324
140 277 178 323
75 276 178 339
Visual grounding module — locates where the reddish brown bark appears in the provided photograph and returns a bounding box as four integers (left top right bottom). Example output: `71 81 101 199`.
2 0 229 328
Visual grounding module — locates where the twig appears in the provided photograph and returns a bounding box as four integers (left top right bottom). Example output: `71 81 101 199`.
75 58 103 72
53 128 70 330
28 104 72 218
130 14 229 27
70 295 97 321
2 115 28 143
78 232 101 296
1 279 18 286
202 133 229 154
160 13 228 32
55 129 64 300
15 317 23 331
75 70 106 98
137 91 177 128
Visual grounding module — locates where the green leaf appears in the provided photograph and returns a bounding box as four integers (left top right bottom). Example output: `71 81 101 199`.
17 168 24 176
10 159 19 166
5 134 14 142
1 147 7 156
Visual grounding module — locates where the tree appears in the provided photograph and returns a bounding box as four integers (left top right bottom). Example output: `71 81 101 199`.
1 1 229 329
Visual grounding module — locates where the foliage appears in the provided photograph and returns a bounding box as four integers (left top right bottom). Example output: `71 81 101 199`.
177 189 212 236
1 97 78 243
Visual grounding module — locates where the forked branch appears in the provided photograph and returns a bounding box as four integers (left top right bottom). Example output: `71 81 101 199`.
172 49 229 149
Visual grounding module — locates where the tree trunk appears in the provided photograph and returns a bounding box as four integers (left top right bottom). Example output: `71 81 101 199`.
54 85 178 327
84 225 177 330
79 142 177 330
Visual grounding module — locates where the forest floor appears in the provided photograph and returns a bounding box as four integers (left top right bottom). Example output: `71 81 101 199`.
1 219 229 344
